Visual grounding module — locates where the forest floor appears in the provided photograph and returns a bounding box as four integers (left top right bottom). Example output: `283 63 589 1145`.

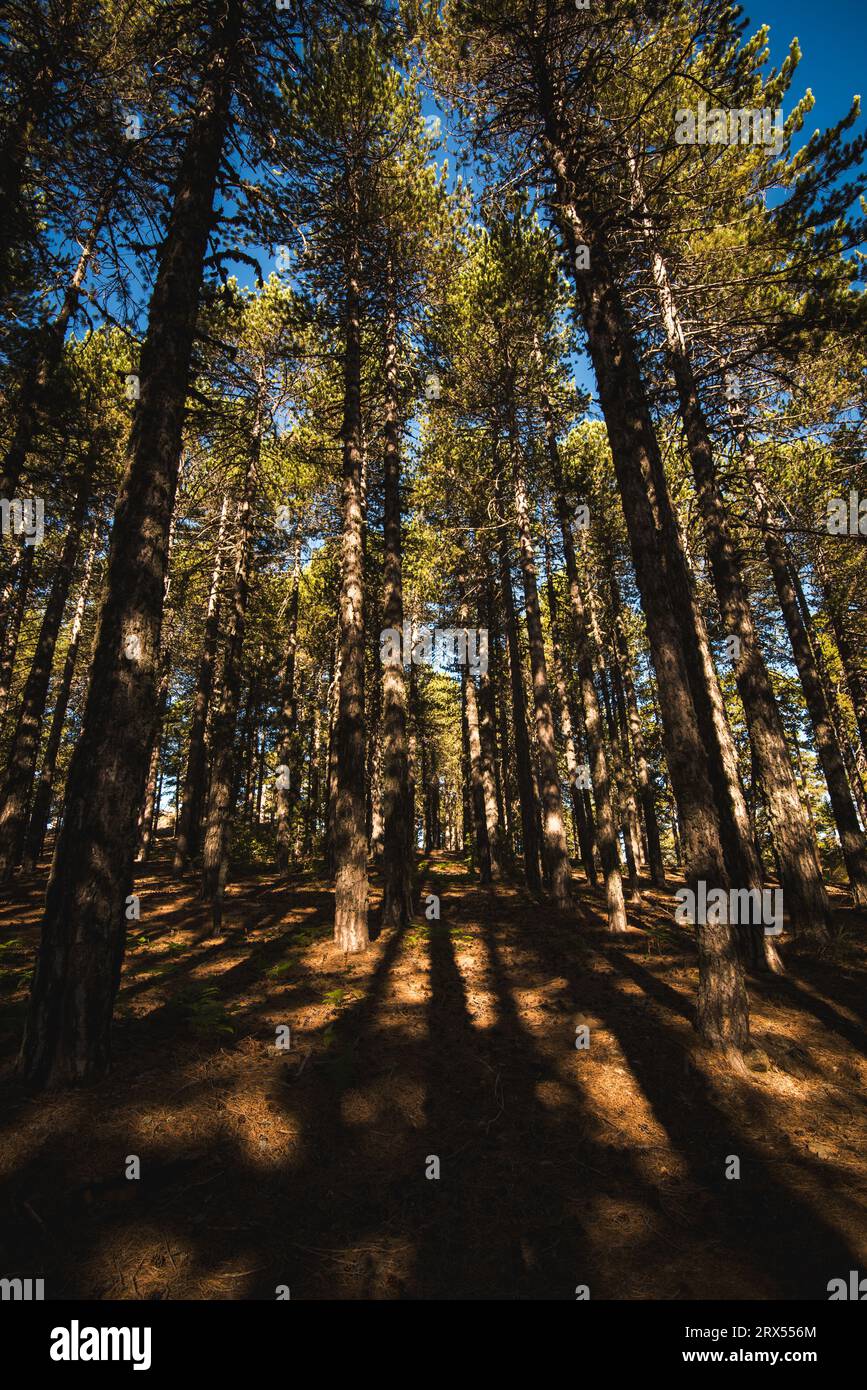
1 848 866 1300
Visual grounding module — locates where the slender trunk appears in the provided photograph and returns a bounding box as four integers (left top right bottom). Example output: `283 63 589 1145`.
477 661 504 878
609 572 666 887
0 544 35 722
538 103 748 1045
137 692 166 863
630 154 828 942
790 561 867 832
275 537 301 870
0 462 91 877
333 232 368 952
380 265 413 926
509 425 571 905
497 520 542 894
463 669 491 881
173 494 228 872
324 640 341 879
201 389 263 916
736 415 867 907
484 562 514 865
541 393 626 929
23 525 99 870
544 552 598 886
817 553 867 771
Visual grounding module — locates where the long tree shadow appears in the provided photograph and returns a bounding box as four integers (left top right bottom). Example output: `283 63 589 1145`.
508 902 865 1299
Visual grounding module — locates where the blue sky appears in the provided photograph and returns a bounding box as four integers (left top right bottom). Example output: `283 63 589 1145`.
750 0 865 136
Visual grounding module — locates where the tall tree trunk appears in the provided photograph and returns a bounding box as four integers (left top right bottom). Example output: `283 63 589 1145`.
173 494 228 873
789 561 867 833
275 536 301 871
630 155 830 943
538 108 749 1047
735 412 867 907
0 543 35 722
137 682 168 863
509 424 571 906
0 457 91 878
484 561 514 864
497 521 542 895
541 395 626 930
609 573 666 887
201 386 263 920
815 546 867 772
380 264 414 927
18 3 239 1088
462 668 492 881
324 640 341 879
477 659 504 878
23 524 99 871
333 230 368 952
544 550 598 886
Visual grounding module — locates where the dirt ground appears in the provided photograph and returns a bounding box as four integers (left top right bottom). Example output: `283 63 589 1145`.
1 849 866 1300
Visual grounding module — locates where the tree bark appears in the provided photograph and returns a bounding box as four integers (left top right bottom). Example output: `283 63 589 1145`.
18 2 240 1087
537 101 749 1046
609 572 666 887
0 543 35 723
542 399 627 929
173 494 229 872
0 457 91 878
22 524 99 870
497 518 542 894
275 535 301 871
510 426 571 906
735 413 867 907
629 154 829 942
201 385 263 920
380 269 413 925
333 229 368 952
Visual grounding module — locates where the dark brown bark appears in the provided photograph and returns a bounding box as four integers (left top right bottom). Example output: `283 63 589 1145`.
0 459 91 878
497 521 542 894
173 494 229 873
536 98 749 1046
817 549 867 771
275 537 301 871
630 160 829 942
510 430 571 906
201 387 263 918
463 668 492 881
0 543 35 722
22 525 99 870
18 3 240 1087
380 272 413 925
736 420 867 908
609 573 666 888
333 233 368 952
544 550 598 886
542 400 626 929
